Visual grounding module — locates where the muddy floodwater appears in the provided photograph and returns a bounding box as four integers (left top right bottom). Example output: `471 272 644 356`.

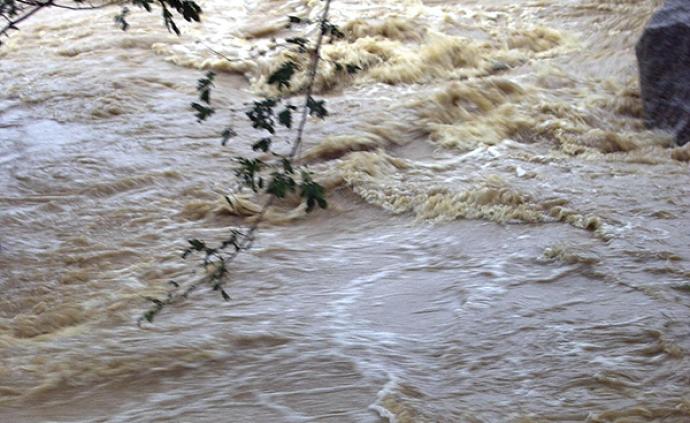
1 0 690 421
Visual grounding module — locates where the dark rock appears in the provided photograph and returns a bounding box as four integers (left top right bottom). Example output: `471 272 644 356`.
636 0 690 145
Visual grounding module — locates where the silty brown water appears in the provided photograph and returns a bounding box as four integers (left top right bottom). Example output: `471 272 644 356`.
1 0 689 421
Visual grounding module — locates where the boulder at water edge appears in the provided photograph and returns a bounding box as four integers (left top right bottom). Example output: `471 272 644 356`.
636 0 690 145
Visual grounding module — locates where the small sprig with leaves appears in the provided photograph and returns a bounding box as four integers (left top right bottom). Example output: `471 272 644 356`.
191 70 216 122
139 0 339 325
0 0 203 46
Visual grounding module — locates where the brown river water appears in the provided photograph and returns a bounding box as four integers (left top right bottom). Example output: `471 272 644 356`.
1 0 690 421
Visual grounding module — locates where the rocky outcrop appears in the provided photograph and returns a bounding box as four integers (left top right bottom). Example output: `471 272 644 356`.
636 0 690 145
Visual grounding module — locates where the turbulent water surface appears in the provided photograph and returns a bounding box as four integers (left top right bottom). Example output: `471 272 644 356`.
1 0 690 421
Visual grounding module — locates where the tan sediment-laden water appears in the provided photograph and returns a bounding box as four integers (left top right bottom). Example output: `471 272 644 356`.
1 0 689 421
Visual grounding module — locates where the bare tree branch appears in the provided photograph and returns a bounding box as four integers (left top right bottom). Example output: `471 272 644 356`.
0 0 53 40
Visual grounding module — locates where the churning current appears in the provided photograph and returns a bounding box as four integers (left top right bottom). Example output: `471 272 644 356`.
1 0 689 421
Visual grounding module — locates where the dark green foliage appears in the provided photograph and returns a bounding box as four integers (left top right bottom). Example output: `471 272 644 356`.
219 230 244 251
161 6 180 35
333 61 360 75
321 20 344 39
286 37 309 52
114 8 131 31
0 0 18 17
168 0 202 23
131 0 201 35
131 0 153 12
278 107 294 129
299 172 328 212
191 71 215 122
3 0 336 325
143 309 157 323
196 71 215 101
0 0 202 46
268 61 298 90
235 157 264 192
221 289 231 301
246 99 277 134
140 0 334 324
286 15 313 30
307 96 328 118
191 103 215 122
221 127 237 146
280 157 294 174
266 172 296 198
346 63 361 74
252 138 272 152
187 238 206 251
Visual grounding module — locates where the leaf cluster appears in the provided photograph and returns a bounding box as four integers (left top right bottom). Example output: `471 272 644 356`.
321 20 344 40
268 62 298 90
191 71 215 122
0 0 18 18
141 0 337 324
130 0 201 35
1 0 203 45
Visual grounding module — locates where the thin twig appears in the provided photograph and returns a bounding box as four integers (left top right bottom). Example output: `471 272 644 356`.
16 0 114 9
50 2 114 11
1 0 115 40
0 0 53 39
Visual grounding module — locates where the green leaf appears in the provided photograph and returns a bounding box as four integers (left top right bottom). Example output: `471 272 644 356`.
286 37 309 52
306 96 327 119
144 310 155 323
132 0 152 13
252 138 272 152
145 297 164 306
299 172 327 212
192 72 215 120
191 102 215 122
286 37 308 48
321 21 344 39
281 158 294 174
114 7 130 31
176 0 202 22
246 99 277 134
221 127 237 146
346 64 361 75
188 239 206 251
235 157 264 192
128 0 202 37
268 62 297 90
197 71 215 91
162 7 180 35
220 231 241 251
196 71 215 107
266 172 296 198
278 108 292 129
